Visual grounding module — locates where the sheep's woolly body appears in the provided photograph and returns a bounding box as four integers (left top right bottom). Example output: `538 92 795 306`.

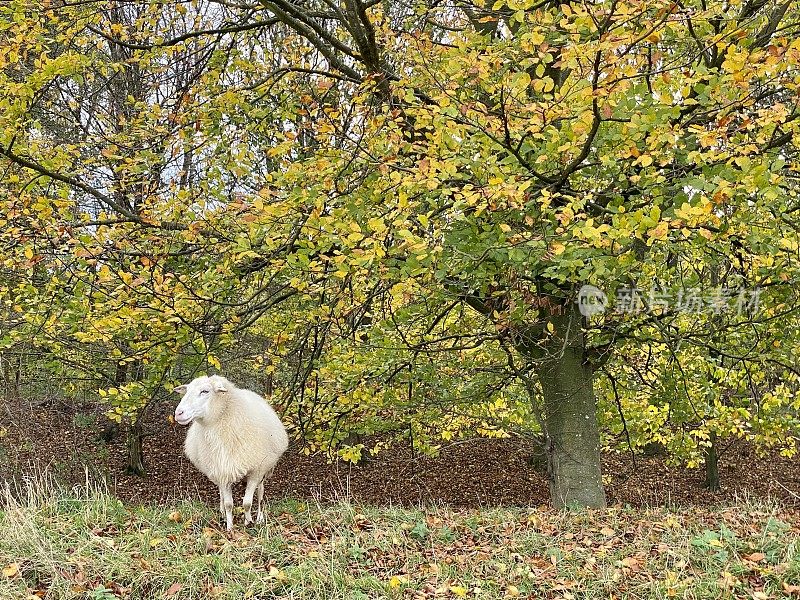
184 386 288 486
174 375 288 529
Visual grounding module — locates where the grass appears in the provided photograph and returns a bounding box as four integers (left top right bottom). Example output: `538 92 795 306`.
1 474 799 599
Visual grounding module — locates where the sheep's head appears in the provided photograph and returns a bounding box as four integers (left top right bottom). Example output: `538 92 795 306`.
173 375 230 425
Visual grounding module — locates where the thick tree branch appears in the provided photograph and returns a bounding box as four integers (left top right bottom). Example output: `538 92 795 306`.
86 18 280 50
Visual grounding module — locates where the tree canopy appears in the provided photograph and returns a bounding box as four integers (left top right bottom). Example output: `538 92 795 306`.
1 0 799 504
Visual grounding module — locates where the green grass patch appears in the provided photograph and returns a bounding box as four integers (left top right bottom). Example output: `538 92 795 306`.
1 476 799 599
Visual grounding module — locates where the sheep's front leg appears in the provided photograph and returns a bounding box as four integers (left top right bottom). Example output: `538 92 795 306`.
255 480 265 524
219 483 234 531
242 476 261 525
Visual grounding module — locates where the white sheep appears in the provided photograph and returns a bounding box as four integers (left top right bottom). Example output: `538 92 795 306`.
173 375 288 530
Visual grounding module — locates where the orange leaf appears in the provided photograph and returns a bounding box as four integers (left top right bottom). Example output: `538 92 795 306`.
620 557 641 571
783 582 800 595
744 552 765 563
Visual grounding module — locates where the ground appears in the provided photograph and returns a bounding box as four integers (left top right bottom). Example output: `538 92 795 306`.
1 396 799 510
2 486 800 599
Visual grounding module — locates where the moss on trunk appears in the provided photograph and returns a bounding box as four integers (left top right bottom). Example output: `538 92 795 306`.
536 301 606 509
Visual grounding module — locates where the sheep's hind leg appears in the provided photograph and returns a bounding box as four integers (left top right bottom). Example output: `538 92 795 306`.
243 476 260 525
255 480 265 524
219 483 234 531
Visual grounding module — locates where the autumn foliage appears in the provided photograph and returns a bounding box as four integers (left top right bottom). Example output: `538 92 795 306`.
1 0 799 503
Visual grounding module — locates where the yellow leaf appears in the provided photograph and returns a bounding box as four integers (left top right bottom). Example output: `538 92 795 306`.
450 584 467 598
149 537 163 547
647 221 669 242
3 563 20 578
24 247 34 260
389 574 408 589
718 571 738 589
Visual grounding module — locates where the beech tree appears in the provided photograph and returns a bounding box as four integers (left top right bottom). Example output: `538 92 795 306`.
0 0 296 473
242 0 800 506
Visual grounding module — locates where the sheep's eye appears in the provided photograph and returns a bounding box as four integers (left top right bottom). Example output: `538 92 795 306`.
199 389 209 395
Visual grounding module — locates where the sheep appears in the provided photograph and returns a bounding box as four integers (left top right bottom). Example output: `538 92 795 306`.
173 374 288 530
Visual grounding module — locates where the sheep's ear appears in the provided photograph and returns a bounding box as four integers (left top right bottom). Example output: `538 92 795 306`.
213 379 229 393
174 384 187 395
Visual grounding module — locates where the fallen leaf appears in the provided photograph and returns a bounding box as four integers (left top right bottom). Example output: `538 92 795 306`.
164 582 182 597
620 557 641 571
744 552 765 563
783 582 800 595
2 563 19 578
718 571 739 589
388 574 408 589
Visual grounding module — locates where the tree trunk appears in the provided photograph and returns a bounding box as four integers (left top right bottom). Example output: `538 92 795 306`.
535 301 606 508
1 352 21 400
704 431 720 492
125 419 146 476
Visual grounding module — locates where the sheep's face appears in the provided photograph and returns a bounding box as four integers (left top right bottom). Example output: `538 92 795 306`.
174 376 229 425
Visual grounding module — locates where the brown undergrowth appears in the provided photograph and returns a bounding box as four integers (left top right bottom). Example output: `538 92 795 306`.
1 397 799 510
